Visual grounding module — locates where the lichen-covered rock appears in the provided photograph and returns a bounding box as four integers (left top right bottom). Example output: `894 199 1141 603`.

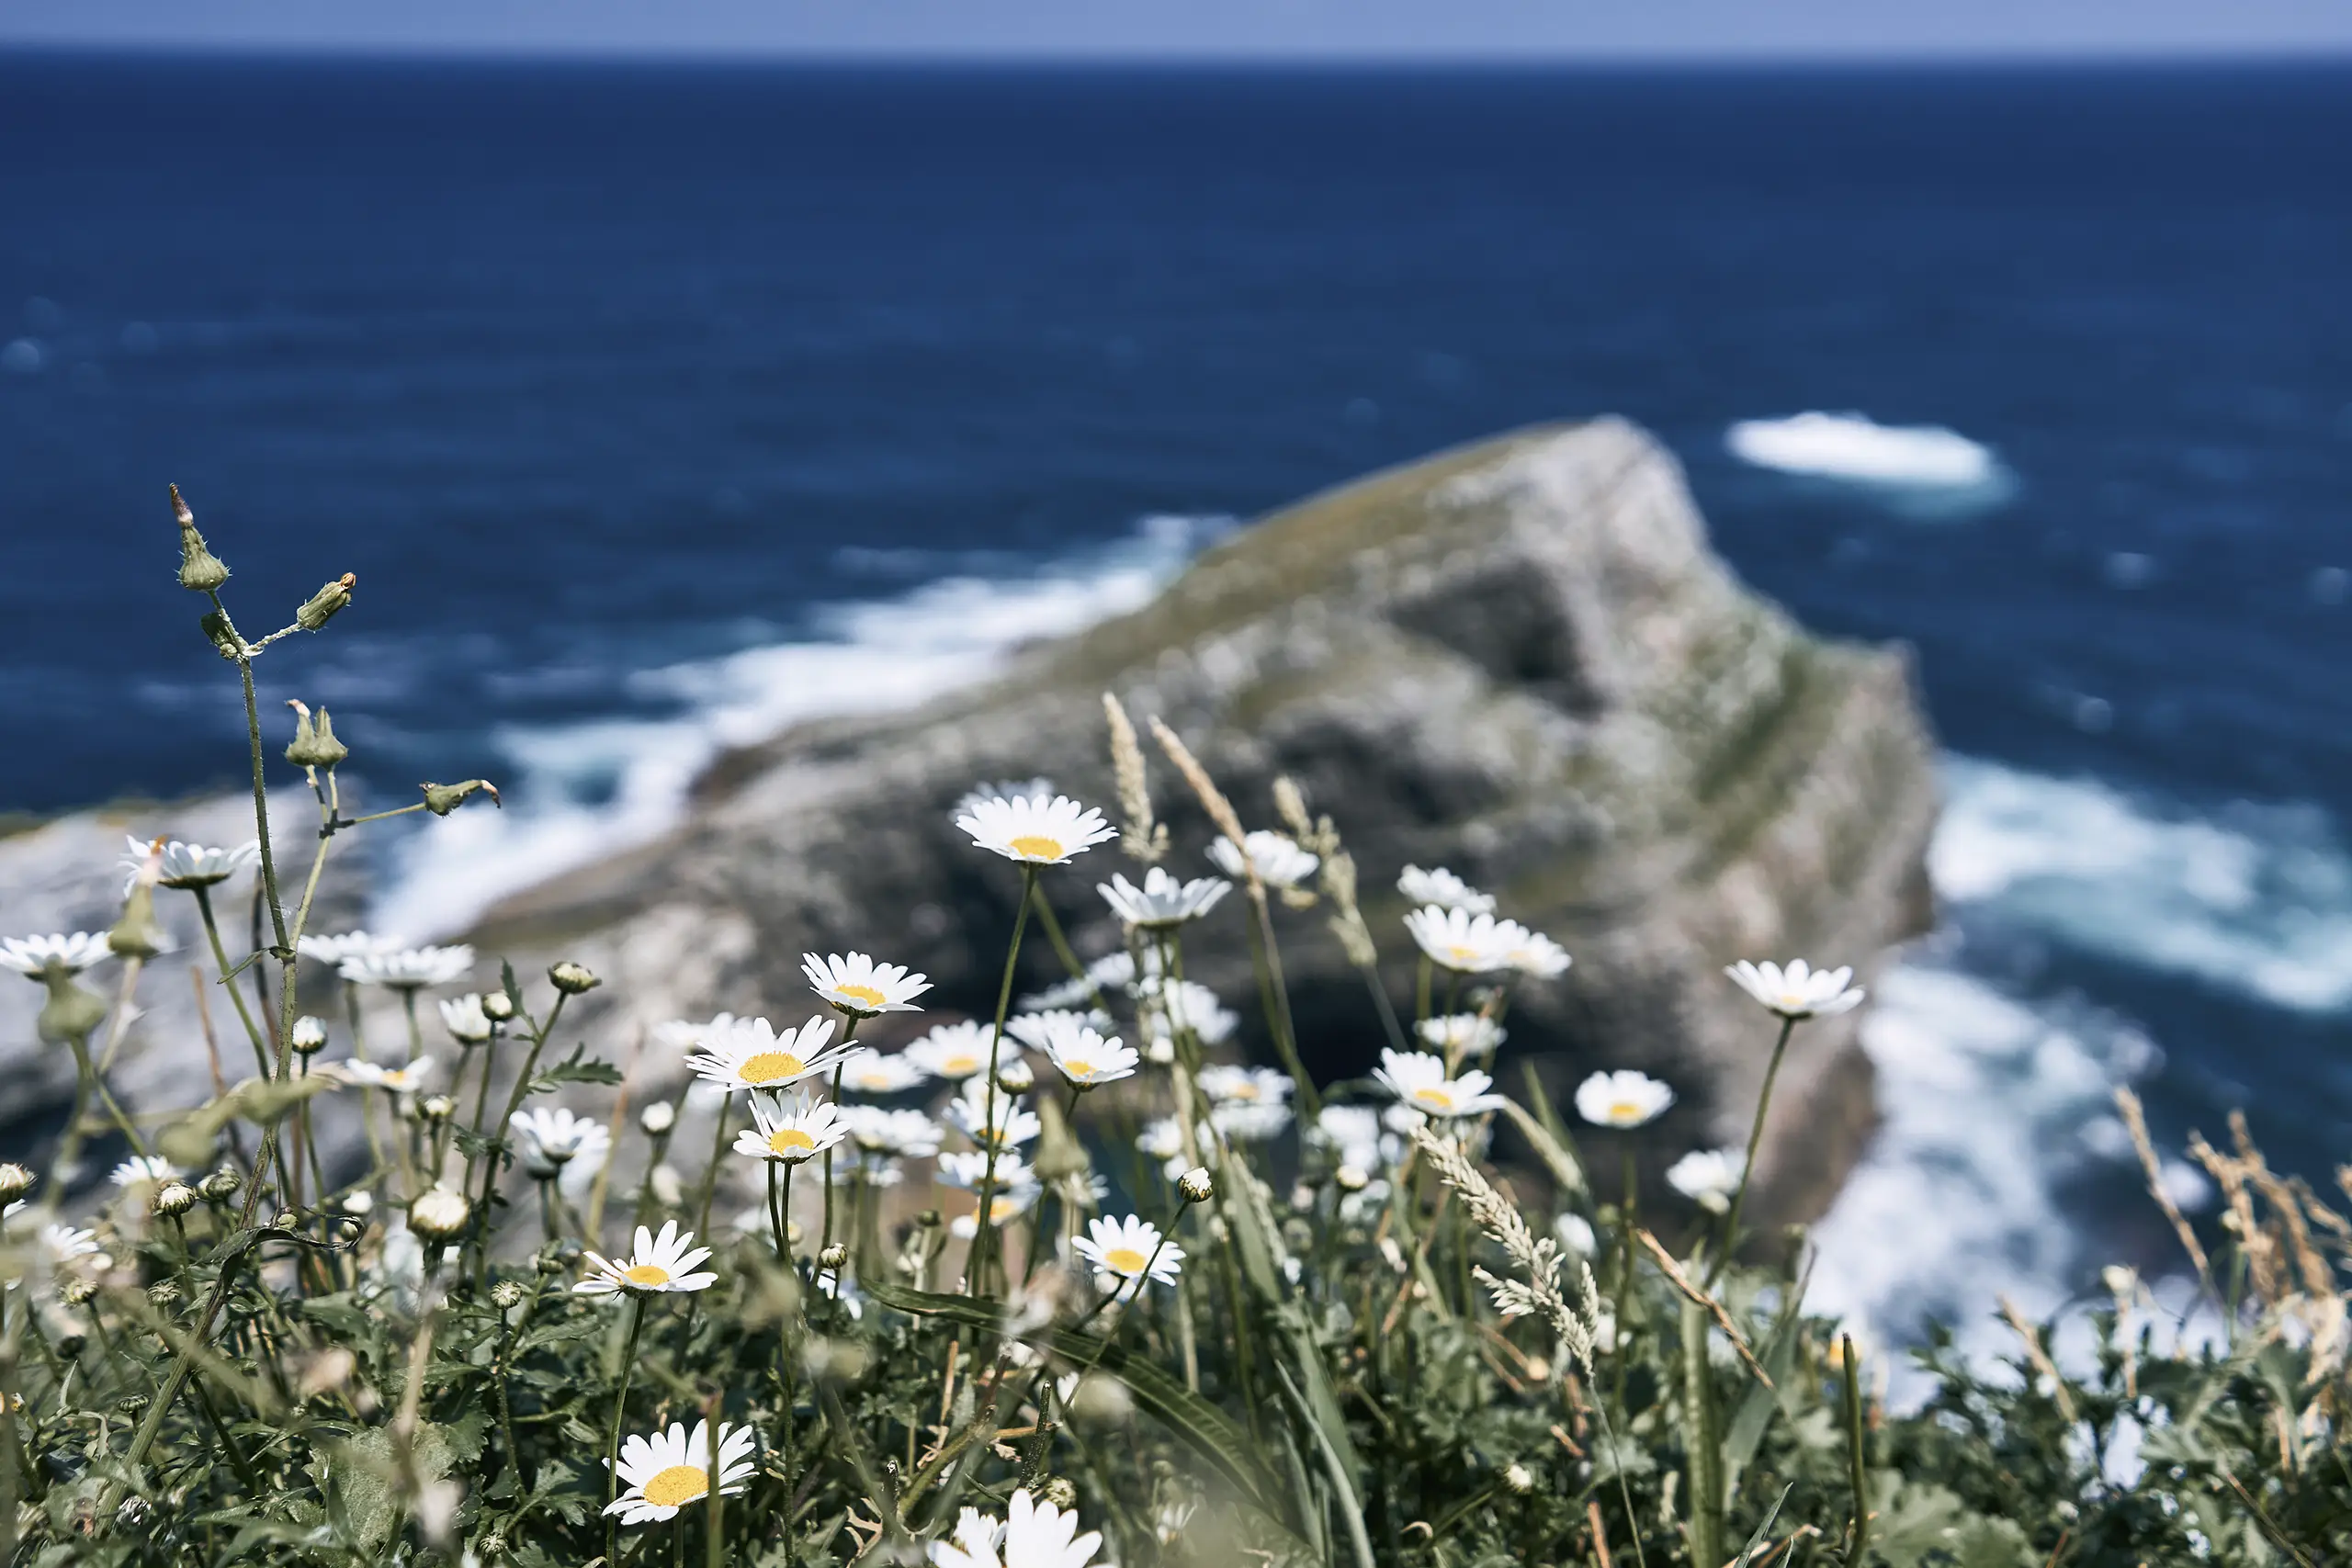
480 419 1939 1223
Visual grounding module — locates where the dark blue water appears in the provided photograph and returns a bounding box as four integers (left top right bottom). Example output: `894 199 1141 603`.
3 54 2348 1322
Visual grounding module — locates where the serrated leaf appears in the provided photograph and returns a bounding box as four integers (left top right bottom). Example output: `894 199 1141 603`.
533 1044 622 1089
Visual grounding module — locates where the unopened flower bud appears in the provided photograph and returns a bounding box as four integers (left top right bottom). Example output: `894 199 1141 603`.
1177 1167 1215 1203
1040 1476 1079 1510
172 485 229 592
107 874 170 961
116 1494 153 1531
1334 1163 1369 1192
200 1168 241 1201
547 960 599 995
148 1280 182 1307
408 1185 471 1240
1289 1183 1315 1213
291 1015 329 1055
272 1210 300 1232
61 1277 97 1306
650 1163 684 1206
421 778 500 818
284 704 349 768
490 1280 526 1310
340 1190 373 1216
481 990 515 1021
639 1101 676 1136
294 572 356 631
153 1181 197 1217
199 609 243 660
820 1244 848 1270
1503 1462 1534 1495
995 1059 1035 1095
419 1095 456 1124
37 976 108 1045
0 1164 34 1204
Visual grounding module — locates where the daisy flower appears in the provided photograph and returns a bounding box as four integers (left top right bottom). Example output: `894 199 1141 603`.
296 931 401 966
1147 981 1236 1049
605 1418 757 1526
1401 908 1531 975
1372 1049 1504 1119
1012 1012 1136 1090
576 1221 718 1296
1097 867 1231 931
906 1020 1001 1081
956 792 1117 866
802 952 931 1017
937 1149 1035 1190
40 1223 102 1272
0 932 113 979
931 1488 1105 1568
1575 1069 1676 1129
1209 1101 1293 1143
685 1016 851 1094
837 1047 930 1096
1396 864 1494 915
439 993 495 1044
947 1180 1043 1239
1206 830 1318 890
109 1155 180 1189
122 835 257 892
1197 1065 1293 1106
1666 1149 1745 1213
1724 959 1867 1021
1505 929 1573 980
1136 1116 1186 1165
841 1105 944 1160
1555 1213 1597 1257
341 1057 435 1095
732 1091 850 1165
1074 1214 1183 1295
510 1106 612 1190
1416 1013 1506 1057
652 1012 742 1053
955 778 1054 818
339 945 475 990
944 1080 1041 1150
1309 1105 1397 1171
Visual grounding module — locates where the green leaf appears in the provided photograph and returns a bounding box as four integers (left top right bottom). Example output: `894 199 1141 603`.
533 1044 622 1089
1731 1483 1793 1568
861 1280 1284 1520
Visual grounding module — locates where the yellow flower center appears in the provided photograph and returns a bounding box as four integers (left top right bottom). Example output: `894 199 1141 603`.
1443 944 1480 965
1102 1247 1149 1275
831 983 888 1010
1063 1060 1097 1080
1008 834 1066 861
640 1463 709 1509
944 1054 980 1075
1608 1101 1641 1123
989 1196 1023 1222
1412 1086 1454 1111
737 1052 807 1085
1227 1083 1260 1100
768 1128 817 1156
623 1263 673 1289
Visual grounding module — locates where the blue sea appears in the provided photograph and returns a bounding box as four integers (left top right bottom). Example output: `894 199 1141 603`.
3 53 2348 1352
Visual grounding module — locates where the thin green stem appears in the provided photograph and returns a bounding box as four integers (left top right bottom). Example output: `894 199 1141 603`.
1707 1015 1796 1291
193 886 271 1078
969 863 1038 1297
605 1294 651 1568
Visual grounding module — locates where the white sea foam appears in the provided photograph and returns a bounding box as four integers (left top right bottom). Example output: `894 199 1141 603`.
370 514 1225 941
1726 412 2013 517
1934 757 2352 1011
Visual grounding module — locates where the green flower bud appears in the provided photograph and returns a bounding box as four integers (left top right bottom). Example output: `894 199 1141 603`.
148 1280 182 1308
107 874 169 962
421 778 499 817
547 960 599 995
291 1016 328 1055
1040 1476 1079 1509
61 1277 97 1306
481 990 516 1021
37 976 108 1044
199 610 243 661
294 572 356 631
153 1181 197 1217
489 1280 526 1310
172 485 229 592
0 1164 35 1204
200 1169 241 1201
819 1243 847 1269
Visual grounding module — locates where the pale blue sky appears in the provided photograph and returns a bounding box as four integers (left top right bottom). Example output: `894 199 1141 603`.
5 0 2350 60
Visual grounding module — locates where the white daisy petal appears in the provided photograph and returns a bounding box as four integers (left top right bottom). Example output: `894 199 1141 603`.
956 793 1118 866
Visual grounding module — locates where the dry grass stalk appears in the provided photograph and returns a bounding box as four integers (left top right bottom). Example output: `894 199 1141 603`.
2114 1087 2211 1282
1148 716 1259 900
1997 1295 2078 1424
1102 692 1167 863
1635 1229 1772 1389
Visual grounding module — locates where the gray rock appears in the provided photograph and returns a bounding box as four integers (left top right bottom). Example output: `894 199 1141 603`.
476 419 1939 1224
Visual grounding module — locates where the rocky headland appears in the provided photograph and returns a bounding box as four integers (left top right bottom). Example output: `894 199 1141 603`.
3 419 1937 1223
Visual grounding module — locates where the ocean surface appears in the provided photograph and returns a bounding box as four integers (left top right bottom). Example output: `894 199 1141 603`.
4 53 2348 1357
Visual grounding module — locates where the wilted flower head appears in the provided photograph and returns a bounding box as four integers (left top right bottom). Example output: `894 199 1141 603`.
1098 867 1231 930
802 951 931 1016
340 945 475 990
956 792 1118 866
1396 863 1494 914
1575 1069 1675 1129
122 834 258 892
1666 1149 1744 1213
0 932 113 979
1724 958 1866 1021
1207 830 1317 890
